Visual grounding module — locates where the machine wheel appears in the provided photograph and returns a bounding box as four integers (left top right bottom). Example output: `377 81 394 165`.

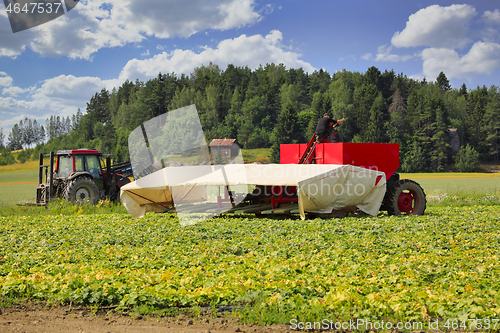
64 177 100 204
386 179 426 216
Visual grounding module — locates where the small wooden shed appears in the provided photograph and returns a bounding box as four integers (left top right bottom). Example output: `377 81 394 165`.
209 138 240 159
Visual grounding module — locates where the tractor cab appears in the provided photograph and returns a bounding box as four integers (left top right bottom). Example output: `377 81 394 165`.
55 149 105 189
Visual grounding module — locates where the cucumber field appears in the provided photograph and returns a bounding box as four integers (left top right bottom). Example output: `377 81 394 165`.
0 165 500 330
1 205 500 330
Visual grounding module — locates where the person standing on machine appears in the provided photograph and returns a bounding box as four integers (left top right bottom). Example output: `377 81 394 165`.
315 113 345 143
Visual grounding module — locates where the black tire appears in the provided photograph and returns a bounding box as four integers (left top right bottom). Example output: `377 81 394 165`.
385 179 426 216
64 177 100 204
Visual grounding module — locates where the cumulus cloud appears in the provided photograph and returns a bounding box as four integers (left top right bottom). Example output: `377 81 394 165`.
483 9 500 25
0 72 13 87
421 41 500 80
0 29 314 131
0 0 263 59
118 30 315 81
0 74 113 130
2 86 26 97
0 12 31 57
367 4 500 82
361 53 372 61
374 45 414 62
391 4 476 49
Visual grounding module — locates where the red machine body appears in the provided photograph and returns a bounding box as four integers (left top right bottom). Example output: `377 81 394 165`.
279 140 426 215
280 142 400 180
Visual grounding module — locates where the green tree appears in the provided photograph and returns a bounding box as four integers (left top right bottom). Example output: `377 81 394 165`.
168 86 196 111
0 128 4 149
86 88 111 124
224 86 244 139
483 86 500 161
352 83 378 141
306 92 332 139
270 101 299 163
401 140 425 172
386 88 408 143
464 86 488 154
7 124 23 150
366 92 387 143
0 147 15 165
16 149 31 164
455 144 479 172
328 79 354 142
436 71 451 92
430 106 449 172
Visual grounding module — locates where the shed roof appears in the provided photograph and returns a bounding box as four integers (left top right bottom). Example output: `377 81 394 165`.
209 138 237 147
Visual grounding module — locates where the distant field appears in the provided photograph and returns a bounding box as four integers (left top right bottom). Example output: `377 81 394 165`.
0 160 39 173
0 167 498 207
0 171 39 206
0 184 37 206
400 173 500 194
242 148 270 163
0 170 38 184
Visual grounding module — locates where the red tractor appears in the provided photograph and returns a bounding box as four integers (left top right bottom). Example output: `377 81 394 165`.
36 149 132 205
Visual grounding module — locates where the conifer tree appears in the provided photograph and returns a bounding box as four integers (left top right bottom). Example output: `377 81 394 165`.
270 101 299 163
483 86 500 161
366 92 387 143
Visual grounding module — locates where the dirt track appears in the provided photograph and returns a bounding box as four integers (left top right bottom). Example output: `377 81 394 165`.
0 303 295 333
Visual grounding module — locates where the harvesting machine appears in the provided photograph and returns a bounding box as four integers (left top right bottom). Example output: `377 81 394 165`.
119 105 426 223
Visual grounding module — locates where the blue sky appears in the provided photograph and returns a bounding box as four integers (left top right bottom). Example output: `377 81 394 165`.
0 0 499 135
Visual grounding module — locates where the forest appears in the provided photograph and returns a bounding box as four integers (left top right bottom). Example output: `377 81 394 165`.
1 63 499 172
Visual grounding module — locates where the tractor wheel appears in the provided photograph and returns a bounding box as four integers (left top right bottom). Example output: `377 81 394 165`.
64 177 100 204
386 179 426 216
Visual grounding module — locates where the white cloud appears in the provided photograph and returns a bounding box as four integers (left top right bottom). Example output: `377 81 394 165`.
421 41 500 80
119 30 315 81
2 87 26 97
0 13 31 58
0 72 13 87
0 29 314 132
484 9 500 25
30 75 108 101
374 45 414 62
215 0 262 30
361 53 372 61
0 74 112 131
392 4 476 49
0 0 263 59
260 4 281 15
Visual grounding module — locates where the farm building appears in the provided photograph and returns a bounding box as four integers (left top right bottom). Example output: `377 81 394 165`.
209 138 240 159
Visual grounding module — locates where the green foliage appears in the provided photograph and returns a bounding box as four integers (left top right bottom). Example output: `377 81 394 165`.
401 141 425 173
0 148 15 166
213 151 224 165
1 206 500 325
270 86 300 162
16 149 31 164
456 144 480 172
10 65 499 172
0 198 127 216
483 86 500 162
436 71 451 92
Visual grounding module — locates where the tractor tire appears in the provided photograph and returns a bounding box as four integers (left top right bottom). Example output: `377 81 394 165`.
64 176 100 204
385 179 426 216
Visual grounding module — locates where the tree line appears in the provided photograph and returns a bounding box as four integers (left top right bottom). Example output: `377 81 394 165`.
1 63 499 172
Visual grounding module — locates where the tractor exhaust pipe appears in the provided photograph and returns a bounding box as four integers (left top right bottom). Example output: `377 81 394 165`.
48 151 54 202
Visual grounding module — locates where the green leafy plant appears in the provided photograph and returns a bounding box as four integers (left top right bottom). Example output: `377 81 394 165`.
1 207 500 325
